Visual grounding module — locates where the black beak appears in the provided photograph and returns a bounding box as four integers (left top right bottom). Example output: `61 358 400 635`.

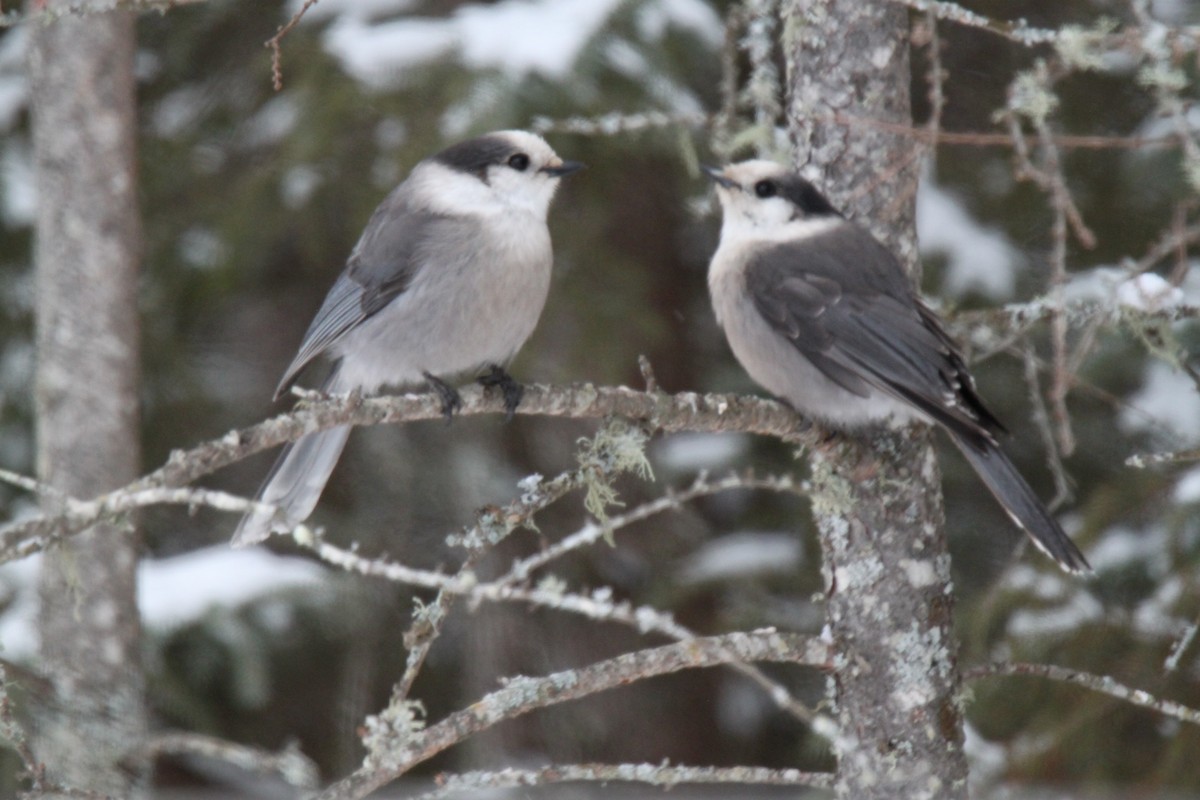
541 160 586 178
701 164 737 189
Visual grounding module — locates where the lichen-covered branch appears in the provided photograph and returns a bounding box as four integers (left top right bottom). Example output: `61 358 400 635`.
315 631 828 800
131 732 319 790
965 662 1200 727
0 383 815 564
416 762 834 799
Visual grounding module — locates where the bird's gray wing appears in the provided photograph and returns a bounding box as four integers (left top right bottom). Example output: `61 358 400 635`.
274 189 445 399
746 225 1001 444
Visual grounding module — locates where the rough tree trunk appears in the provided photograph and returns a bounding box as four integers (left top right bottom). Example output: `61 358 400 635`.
783 1 970 796
27 2 146 794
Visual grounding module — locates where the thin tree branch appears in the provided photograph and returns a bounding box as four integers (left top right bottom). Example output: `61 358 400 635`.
315 631 828 800
307 532 831 731
0 383 816 564
492 470 807 589
265 0 320 91
130 732 319 789
965 662 1200 727
415 762 834 799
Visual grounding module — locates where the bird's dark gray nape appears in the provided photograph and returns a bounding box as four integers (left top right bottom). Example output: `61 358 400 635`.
434 134 519 179
775 174 842 218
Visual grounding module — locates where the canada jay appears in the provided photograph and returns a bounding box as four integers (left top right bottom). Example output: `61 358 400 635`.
703 160 1090 573
232 130 583 547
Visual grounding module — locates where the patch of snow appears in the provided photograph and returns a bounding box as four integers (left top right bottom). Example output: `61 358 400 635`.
964 722 1008 792
1059 265 1122 303
605 38 648 77
139 547 326 632
240 95 300 149
457 0 621 77
324 17 457 87
1116 272 1184 311
151 85 208 139
655 432 749 471
317 0 624 88
1119 361 1200 440
1133 574 1185 638
2 141 36 226
0 547 328 660
1006 589 1104 638
604 38 703 115
717 673 772 737
1151 0 1197 24
1001 563 1071 601
0 555 40 660
290 0 416 22
676 531 802 585
1173 464 1200 504
917 178 1020 300
178 227 226 270
281 164 321 209
1085 524 1170 574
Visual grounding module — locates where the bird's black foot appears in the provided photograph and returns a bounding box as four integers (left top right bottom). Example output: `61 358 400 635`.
423 372 462 424
478 364 524 422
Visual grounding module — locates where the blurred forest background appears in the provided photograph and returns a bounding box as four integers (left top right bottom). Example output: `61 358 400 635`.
3 0 1200 796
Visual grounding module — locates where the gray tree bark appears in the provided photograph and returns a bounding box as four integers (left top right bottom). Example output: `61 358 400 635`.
783 1 970 796
27 2 146 794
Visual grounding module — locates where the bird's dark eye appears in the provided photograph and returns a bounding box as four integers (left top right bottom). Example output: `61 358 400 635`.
754 180 777 198
507 153 530 171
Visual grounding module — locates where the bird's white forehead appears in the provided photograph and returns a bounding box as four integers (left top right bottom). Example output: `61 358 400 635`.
493 129 559 163
720 159 792 186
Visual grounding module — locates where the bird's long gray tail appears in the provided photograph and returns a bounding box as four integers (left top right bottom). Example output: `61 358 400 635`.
951 435 1091 574
231 372 352 547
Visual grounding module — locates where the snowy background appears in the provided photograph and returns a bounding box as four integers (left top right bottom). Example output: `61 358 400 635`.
2 0 1200 795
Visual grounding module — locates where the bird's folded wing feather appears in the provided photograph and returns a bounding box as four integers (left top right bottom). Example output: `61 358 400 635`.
746 227 1002 443
273 194 446 399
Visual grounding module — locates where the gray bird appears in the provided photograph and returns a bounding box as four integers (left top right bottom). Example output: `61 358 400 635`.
703 160 1090 574
233 130 583 547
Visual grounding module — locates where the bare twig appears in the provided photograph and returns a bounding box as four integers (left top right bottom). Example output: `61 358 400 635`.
1126 447 1200 467
1021 347 1073 509
265 0 320 91
1164 617 1200 673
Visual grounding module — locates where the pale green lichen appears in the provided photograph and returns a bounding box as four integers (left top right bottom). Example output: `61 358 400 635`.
576 419 654 530
1137 62 1188 93
1005 63 1059 125
536 573 568 597
1055 19 1118 72
361 699 426 770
